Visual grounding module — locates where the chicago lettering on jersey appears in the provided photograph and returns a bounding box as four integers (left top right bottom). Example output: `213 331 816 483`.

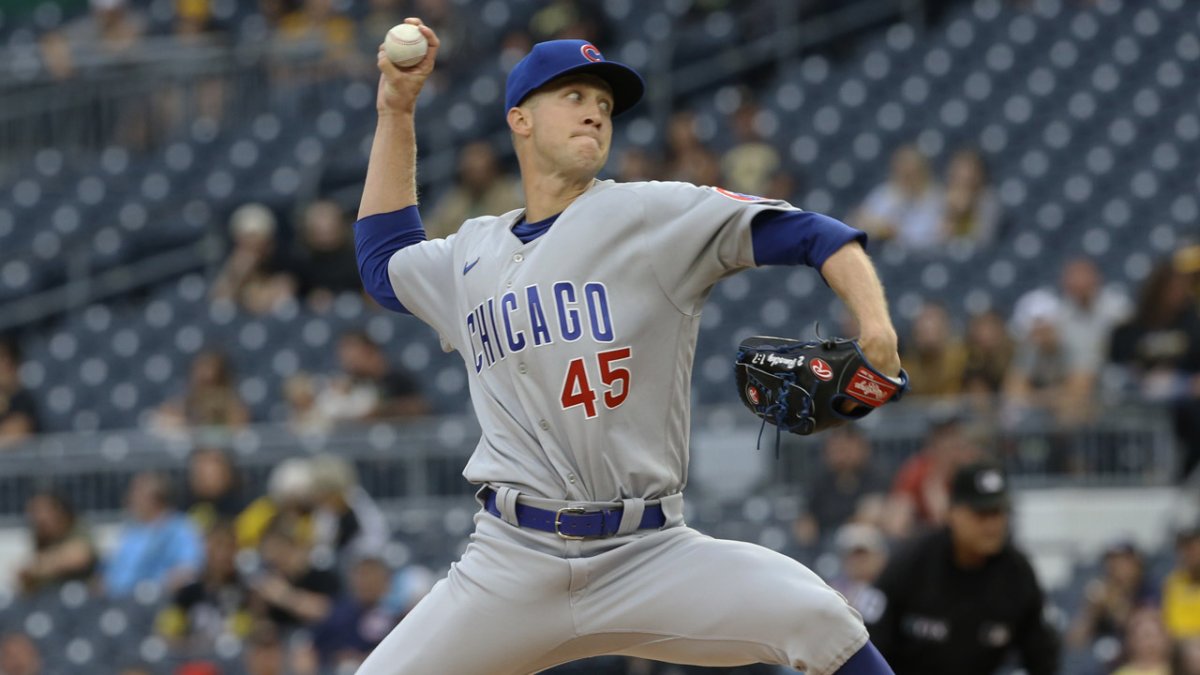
465 281 615 372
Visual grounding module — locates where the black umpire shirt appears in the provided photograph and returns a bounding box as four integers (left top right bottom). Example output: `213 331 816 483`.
866 527 1060 675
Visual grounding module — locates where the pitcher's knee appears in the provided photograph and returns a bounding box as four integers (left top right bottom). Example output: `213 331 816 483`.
814 586 867 630
775 586 863 635
772 588 868 671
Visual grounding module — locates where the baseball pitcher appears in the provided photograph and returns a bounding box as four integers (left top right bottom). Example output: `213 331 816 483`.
353 18 903 675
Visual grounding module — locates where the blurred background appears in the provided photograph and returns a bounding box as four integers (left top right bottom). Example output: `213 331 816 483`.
0 0 1198 673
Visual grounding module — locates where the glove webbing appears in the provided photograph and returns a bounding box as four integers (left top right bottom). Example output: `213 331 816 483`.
744 366 816 459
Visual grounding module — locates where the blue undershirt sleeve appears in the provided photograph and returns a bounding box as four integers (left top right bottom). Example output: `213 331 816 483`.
750 209 868 271
353 206 428 314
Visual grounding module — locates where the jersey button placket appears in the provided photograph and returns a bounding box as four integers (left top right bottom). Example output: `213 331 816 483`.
518 363 528 375
513 253 524 263
539 419 550 431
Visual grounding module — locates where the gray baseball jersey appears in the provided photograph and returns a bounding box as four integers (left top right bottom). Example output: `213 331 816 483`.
361 178 876 675
388 179 800 502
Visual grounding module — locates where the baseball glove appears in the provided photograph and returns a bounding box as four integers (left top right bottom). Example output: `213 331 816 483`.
734 335 908 441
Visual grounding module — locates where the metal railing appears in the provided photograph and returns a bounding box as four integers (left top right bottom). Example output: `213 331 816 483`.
0 34 336 165
0 398 1179 523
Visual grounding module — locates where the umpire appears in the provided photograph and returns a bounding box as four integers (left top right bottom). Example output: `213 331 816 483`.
866 461 1059 674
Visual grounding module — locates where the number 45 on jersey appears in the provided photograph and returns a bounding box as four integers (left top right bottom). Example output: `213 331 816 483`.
559 347 632 418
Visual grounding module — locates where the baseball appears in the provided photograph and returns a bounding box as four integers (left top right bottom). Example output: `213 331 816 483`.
385 23 428 67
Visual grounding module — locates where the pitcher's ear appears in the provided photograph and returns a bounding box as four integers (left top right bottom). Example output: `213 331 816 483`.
508 106 532 137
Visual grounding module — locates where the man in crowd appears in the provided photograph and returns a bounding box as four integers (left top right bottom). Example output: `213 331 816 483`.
0 337 39 448
869 461 1059 674
104 472 204 597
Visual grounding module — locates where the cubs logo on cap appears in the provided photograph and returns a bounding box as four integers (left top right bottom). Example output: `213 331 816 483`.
505 39 645 117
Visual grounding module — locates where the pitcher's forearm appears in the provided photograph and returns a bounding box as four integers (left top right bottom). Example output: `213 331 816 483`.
358 112 418 219
821 242 901 376
822 244 894 335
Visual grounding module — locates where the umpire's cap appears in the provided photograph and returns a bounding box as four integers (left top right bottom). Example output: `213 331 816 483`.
951 461 1011 511
505 40 645 117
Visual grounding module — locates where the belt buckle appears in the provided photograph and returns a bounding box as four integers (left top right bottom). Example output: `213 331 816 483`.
554 507 588 540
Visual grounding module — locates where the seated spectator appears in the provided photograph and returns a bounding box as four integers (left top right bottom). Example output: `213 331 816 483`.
237 457 318 550
900 302 967 398
210 203 297 315
275 0 360 75
157 522 253 649
663 110 705 182
1057 257 1132 375
426 141 523 239
311 554 400 670
614 147 661 183
793 427 888 547
1177 637 1200 675
103 472 204 598
315 331 429 422
852 144 944 251
1111 608 1173 675
1110 261 1200 479
1164 527 1200 640
183 447 247 534
283 373 334 437
242 620 299 675
720 98 781 197
248 521 339 630
0 337 39 448
1003 291 1073 424
0 632 41 675
15 491 97 594
1014 258 1131 424
310 454 390 559
676 146 723 188
289 199 363 310
151 350 250 434
1067 542 1157 649
938 147 1000 246
884 414 982 538
961 309 1014 405
152 0 226 140
1178 243 1200 313
383 562 436 618
827 524 888 625
38 0 147 80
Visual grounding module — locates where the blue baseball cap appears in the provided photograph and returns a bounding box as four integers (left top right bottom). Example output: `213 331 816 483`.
505 39 645 117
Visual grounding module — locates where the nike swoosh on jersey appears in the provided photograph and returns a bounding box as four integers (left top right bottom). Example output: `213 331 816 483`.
463 257 481 275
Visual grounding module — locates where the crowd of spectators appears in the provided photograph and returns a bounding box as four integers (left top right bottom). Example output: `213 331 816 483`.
851 143 1000 251
3 1 1200 673
6 0 1200 483
794 426 1200 674
7 452 433 674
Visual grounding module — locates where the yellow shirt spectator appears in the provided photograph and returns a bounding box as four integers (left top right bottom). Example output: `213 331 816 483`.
1164 568 1200 638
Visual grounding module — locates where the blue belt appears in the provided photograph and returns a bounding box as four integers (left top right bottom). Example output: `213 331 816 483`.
482 488 666 540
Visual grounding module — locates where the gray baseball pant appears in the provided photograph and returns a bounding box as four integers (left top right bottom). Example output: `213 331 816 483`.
356 488 868 675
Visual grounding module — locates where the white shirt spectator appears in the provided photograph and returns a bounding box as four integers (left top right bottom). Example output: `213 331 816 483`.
859 182 945 251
